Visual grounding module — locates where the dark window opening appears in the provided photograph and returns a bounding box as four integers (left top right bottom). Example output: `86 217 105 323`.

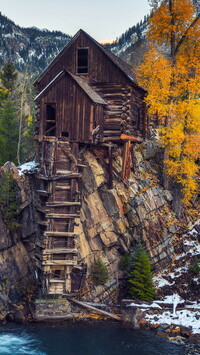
62 131 69 138
45 104 56 136
77 48 88 74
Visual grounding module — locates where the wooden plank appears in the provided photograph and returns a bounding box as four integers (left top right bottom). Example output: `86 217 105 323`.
56 169 72 174
37 173 81 180
55 186 71 191
43 248 77 254
46 213 80 219
51 173 81 180
42 260 77 266
44 231 77 237
46 202 81 207
49 279 65 283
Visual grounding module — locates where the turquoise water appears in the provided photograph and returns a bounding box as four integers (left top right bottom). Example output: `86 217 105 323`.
0 323 185 355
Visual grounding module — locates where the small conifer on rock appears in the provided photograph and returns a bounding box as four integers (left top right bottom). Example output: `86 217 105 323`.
90 258 109 286
129 243 156 302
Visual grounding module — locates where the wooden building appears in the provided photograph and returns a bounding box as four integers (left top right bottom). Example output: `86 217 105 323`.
34 29 146 296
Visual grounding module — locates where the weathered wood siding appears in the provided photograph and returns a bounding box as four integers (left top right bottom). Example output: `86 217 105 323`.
38 74 102 143
37 33 131 90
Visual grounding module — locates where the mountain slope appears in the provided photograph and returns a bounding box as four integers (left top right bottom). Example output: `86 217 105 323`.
0 12 149 74
0 12 71 73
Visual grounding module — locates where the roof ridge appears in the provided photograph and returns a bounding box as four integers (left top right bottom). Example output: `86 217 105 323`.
34 29 145 93
35 69 107 105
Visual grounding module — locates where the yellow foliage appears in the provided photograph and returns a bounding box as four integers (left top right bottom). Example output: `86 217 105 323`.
137 0 200 204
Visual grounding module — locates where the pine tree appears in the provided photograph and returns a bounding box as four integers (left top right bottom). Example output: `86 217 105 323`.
129 244 156 301
0 169 21 230
0 62 18 92
90 258 109 286
0 99 18 166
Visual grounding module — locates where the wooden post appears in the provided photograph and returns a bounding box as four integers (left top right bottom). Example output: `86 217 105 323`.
108 145 113 189
121 141 131 180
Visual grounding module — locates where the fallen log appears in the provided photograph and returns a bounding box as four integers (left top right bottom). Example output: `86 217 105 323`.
67 297 121 321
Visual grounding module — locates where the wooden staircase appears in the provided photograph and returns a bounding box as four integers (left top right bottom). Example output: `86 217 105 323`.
37 140 83 295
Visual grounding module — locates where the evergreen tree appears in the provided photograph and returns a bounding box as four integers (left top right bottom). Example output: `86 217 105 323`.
0 169 21 230
0 62 18 92
0 99 18 166
129 244 156 301
90 258 109 286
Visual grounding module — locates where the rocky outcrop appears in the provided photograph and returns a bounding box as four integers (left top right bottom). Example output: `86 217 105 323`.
0 162 36 323
76 143 177 279
0 140 193 319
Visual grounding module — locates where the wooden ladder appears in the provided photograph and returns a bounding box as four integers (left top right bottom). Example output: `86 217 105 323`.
38 141 82 295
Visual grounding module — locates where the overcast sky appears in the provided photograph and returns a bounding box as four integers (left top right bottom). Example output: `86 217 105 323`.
0 0 150 42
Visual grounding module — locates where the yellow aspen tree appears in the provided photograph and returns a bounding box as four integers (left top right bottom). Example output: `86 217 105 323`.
137 0 200 204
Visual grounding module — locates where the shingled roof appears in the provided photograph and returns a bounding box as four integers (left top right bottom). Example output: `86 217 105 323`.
34 29 145 93
34 70 107 105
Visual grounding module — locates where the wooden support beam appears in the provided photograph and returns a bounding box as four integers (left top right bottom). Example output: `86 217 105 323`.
120 134 143 143
46 213 80 219
37 173 81 180
121 141 131 180
44 232 77 237
43 248 77 254
46 202 81 207
66 298 121 321
42 260 77 266
55 186 71 191
108 145 113 189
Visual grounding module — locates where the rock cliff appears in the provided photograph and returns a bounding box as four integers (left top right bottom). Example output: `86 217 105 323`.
0 141 198 322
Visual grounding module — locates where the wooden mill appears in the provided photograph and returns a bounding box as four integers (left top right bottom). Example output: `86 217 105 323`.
34 29 146 296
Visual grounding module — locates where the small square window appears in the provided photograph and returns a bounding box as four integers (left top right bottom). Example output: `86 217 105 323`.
77 48 88 74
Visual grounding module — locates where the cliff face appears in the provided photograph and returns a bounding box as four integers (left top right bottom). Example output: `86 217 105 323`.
0 163 36 323
0 141 191 320
76 143 176 277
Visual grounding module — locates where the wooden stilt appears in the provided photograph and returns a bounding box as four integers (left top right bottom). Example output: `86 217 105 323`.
108 145 113 189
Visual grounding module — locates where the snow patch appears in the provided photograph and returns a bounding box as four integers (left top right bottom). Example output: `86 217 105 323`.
18 161 39 176
153 275 174 288
145 309 200 334
128 302 162 309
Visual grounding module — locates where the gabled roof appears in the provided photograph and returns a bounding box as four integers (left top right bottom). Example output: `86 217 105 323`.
34 29 145 93
68 72 107 104
34 70 107 105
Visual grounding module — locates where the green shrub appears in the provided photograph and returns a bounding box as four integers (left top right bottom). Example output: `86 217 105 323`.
90 258 109 286
128 243 156 302
189 257 200 275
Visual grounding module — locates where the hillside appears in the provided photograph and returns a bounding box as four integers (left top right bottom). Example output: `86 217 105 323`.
0 12 71 73
0 12 148 74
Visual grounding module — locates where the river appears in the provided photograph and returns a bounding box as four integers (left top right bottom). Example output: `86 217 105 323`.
0 322 189 355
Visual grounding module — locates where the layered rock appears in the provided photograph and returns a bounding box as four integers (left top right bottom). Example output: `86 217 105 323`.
76 143 177 278
0 162 36 323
